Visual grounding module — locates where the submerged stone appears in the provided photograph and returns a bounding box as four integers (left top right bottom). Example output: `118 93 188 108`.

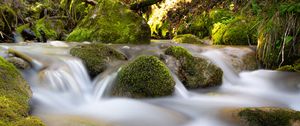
67 0 151 44
112 56 175 98
70 44 127 78
165 46 223 88
6 57 31 70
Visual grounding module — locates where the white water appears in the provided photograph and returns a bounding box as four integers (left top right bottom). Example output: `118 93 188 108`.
2 43 300 126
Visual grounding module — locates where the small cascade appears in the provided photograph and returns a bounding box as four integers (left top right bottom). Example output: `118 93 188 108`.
37 56 92 95
201 50 240 83
93 72 118 99
172 73 190 98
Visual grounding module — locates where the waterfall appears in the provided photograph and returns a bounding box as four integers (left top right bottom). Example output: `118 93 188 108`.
93 72 118 99
40 57 92 95
172 73 190 98
201 50 240 83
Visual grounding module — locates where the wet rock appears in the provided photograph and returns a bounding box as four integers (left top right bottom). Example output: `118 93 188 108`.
21 29 37 41
165 46 223 88
221 107 300 126
70 44 127 78
67 0 151 44
173 34 204 44
112 56 175 98
6 57 31 70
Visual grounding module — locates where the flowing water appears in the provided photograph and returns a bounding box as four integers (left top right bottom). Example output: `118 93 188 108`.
1 42 300 126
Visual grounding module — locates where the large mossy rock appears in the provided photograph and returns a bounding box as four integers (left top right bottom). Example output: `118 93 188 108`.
165 46 223 88
67 0 151 44
0 57 45 125
70 44 127 78
211 17 257 45
112 56 175 98
221 107 300 126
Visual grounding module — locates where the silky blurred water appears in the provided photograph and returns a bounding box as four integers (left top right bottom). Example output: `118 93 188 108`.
1 42 299 126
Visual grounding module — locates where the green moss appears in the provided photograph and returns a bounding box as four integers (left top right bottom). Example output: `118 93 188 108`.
0 96 23 123
173 34 203 44
212 17 257 45
67 0 151 44
70 44 127 78
277 63 300 72
238 108 300 126
165 46 223 88
112 56 175 98
0 57 31 110
277 65 295 72
211 22 227 45
14 116 45 126
165 46 192 59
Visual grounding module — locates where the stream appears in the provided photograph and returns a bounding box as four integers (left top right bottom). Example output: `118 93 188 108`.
1 41 300 126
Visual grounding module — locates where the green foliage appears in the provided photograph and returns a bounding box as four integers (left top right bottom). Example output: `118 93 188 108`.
67 0 151 44
238 108 300 126
113 56 175 98
257 2 300 69
33 17 65 40
173 34 203 44
165 46 223 88
70 44 127 78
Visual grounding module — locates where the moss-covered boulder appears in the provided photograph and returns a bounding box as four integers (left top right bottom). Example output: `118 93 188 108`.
112 56 175 98
0 56 45 125
165 46 223 88
67 0 151 44
14 116 45 126
212 17 257 45
0 57 31 111
173 34 203 44
221 107 300 126
70 44 127 78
